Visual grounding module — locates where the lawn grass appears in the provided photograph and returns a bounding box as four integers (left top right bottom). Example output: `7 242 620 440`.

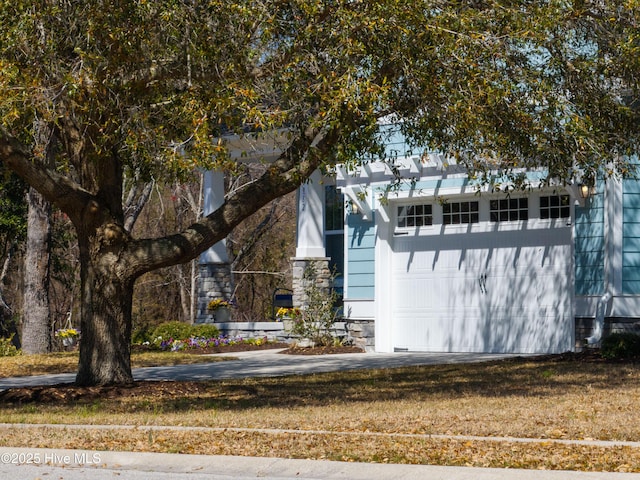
1 355 640 472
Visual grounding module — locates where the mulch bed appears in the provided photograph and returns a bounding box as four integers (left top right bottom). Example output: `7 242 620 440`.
0 380 208 404
143 342 291 354
279 345 364 355
132 343 364 355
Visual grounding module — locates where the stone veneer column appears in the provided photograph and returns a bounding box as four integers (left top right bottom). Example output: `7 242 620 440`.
196 263 234 323
291 257 331 308
196 169 234 324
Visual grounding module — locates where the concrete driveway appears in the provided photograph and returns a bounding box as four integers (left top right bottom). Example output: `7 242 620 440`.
0 349 516 390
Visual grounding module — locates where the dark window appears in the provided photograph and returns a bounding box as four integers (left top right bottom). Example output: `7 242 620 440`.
490 197 528 222
397 204 433 228
443 201 479 224
540 195 570 219
325 186 344 231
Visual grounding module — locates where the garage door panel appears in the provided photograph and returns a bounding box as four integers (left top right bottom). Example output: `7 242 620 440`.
394 309 571 353
391 227 573 354
393 271 482 310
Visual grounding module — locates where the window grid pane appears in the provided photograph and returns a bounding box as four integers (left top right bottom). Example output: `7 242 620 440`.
442 201 479 225
540 195 570 219
397 204 433 228
489 197 528 222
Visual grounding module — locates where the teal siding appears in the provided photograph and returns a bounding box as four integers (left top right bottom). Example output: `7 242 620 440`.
624 179 640 194
624 222 640 238
624 178 640 293
392 173 547 194
412 178 470 190
346 212 376 299
574 235 604 253
379 124 414 159
574 182 605 295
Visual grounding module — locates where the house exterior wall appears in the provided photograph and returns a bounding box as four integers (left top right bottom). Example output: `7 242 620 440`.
574 183 605 296
345 212 376 299
337 146 579 354
301 129 640 353
574 175 640 329
623 177 640 294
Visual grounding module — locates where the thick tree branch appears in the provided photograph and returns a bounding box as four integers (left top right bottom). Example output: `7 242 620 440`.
0 131 95 222
127 125 331 276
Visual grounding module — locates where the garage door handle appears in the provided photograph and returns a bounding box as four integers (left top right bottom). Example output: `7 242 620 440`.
479 274 487 294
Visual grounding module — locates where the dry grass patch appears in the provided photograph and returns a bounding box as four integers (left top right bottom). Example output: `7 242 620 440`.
1 355 640 472
0 424 639 472
0 351 232 378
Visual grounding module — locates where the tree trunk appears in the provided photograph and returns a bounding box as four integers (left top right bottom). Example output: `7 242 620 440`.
21 186 52 354
2 120 327 386
189 259 198 324
0 249 18 345
75 234 134 386
177 264 191 323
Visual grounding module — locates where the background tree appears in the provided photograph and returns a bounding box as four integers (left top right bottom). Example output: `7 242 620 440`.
20 184 53 354
132 177 204 328
0 168 27 346
0 1 638 385
20 120 57 354
228 166 297 322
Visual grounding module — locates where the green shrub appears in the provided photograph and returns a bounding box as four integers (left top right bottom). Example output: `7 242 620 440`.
0 335 20 357
132 322 155 345
152 321 193 342
190 324 220 339
601 332 640 359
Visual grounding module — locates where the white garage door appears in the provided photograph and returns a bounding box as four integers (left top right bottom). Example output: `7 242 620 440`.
391 226 573 354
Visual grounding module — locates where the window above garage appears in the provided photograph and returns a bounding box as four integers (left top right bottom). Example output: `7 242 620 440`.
397 204 433 228
443 201 479 224
540 195 570 219
490 198 528 222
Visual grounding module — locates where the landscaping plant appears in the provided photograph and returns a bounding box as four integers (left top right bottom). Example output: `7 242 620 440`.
286 263 340 346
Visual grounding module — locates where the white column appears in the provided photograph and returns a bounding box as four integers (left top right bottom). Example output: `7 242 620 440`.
196 169 233 324
295 170 326 258
200 170 229 263
374 203 394 353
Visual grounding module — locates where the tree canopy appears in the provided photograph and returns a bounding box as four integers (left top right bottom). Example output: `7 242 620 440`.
396 1 640 185
0 0 638 385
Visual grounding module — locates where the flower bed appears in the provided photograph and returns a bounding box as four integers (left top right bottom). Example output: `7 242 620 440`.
154 335 284 353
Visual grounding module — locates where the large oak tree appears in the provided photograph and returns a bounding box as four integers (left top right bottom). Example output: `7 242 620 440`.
0 1 638 385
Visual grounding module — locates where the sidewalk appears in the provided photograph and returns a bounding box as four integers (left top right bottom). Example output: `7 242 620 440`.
1 447 639 480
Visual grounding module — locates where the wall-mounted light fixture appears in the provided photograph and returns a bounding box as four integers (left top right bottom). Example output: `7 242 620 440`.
343 186 372 220
579 184 596 199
